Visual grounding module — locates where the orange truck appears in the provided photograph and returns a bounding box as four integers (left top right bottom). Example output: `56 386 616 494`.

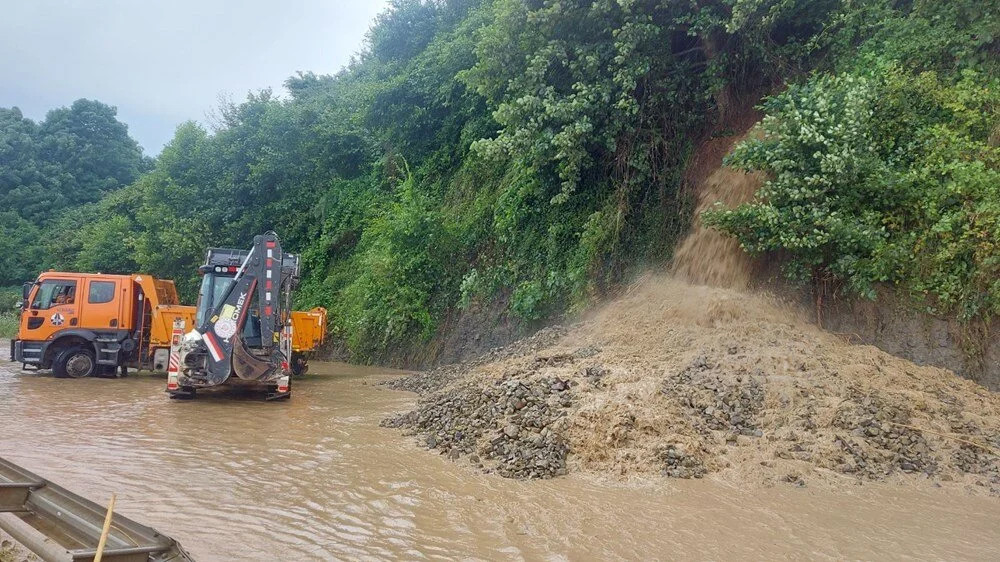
288 306 327 375
9 271 326 378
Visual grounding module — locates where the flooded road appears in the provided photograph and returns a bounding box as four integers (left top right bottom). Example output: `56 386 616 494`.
2 353 1000 560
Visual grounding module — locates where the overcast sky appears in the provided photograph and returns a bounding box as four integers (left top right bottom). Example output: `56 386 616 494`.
0 0 389 155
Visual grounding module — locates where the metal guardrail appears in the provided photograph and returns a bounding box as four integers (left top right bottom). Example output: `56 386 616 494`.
0 456 193 562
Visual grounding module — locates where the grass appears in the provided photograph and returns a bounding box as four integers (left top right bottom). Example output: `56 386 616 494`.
0 312 16 339
0 286 20 338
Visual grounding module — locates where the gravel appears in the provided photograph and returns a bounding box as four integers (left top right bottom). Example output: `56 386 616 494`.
383 370 573 479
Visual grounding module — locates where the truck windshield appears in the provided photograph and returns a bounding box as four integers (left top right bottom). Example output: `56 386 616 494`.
30 280 77 310
195 273 235 328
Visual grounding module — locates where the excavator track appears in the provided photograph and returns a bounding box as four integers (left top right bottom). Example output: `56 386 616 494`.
0 456 193 562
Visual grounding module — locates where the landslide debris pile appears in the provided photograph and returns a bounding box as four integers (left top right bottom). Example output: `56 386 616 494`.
383 277 1000 490
381 326 574 478
381 326 570 395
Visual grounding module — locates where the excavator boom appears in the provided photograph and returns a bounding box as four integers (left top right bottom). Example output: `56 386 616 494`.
172 232 299 398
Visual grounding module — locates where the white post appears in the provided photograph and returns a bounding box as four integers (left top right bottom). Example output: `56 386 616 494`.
166 318 184 391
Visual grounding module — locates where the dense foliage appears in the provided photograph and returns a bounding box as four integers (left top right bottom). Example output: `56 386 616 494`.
704 0 1000 320
6 0 998 360
0 100 150 284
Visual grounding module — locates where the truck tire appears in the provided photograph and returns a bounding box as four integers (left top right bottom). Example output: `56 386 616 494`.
291 353 308 376
53 346 97 379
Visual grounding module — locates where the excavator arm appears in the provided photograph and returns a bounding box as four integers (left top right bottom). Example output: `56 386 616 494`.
180 232 299 391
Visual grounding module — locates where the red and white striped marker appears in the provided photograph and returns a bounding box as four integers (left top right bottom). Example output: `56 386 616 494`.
166 318 184 391
202 331 224 363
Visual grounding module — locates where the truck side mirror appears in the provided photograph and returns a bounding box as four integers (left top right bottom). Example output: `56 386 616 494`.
21 282 33 308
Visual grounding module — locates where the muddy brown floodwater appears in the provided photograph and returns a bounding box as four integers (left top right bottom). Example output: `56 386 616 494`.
2 352 1000 560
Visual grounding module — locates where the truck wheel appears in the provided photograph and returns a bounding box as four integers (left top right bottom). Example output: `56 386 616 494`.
291 353 308 376
53 346 97 379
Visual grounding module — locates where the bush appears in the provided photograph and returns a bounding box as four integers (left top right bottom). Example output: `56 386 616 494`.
0 287 20 338
0 313 17 339
338 175 463 359
704 66 1000 320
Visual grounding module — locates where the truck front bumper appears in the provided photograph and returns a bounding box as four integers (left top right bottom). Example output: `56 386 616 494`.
11 340 44 365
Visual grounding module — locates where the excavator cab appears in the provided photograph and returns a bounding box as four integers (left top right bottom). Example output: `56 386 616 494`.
195 271 264 345
194 269 236 329
171 232 300 400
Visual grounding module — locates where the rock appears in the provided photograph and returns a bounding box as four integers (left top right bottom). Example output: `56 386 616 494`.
504 424 520 438
659 444 707 479
572 346 601 359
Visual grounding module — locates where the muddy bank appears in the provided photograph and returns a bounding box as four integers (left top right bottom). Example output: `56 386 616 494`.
319 293 542 370
818 291 1000 390
382 276 1000 493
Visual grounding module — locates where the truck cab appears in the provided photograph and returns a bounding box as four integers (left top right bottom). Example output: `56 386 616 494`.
11 271 186 377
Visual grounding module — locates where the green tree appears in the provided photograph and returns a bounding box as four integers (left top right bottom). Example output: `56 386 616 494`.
0 99 149 224
0 211 44 285
38 99 150 207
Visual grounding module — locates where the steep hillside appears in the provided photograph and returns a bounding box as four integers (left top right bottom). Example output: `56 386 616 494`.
8 0 996 366
382 86 1000 486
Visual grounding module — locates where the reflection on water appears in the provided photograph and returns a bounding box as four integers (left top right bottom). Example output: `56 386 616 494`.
2 354 999 560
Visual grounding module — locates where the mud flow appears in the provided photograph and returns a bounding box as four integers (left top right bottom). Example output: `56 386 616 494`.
2 357 999 560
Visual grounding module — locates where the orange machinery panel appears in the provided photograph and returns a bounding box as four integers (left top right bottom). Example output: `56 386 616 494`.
148 305 197 349
291 308 327 353
144 305 325 352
